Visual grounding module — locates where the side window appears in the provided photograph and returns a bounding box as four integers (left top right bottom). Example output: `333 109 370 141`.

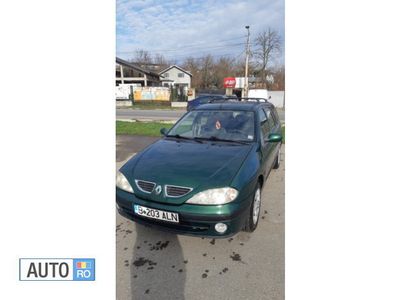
258 108 267 123
175 113 196 136
258 109 270 139
263 108 276 129
271 108 280 125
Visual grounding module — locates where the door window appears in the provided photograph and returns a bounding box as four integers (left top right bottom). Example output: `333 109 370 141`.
263 108 276 130
258 109 270 139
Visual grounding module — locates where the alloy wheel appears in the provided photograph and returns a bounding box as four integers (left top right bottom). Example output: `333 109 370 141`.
252 187 261 224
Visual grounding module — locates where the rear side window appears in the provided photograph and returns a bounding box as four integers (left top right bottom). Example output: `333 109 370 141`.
263 108 276 129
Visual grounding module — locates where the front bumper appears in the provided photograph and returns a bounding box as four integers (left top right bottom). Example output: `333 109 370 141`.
116 188 251 238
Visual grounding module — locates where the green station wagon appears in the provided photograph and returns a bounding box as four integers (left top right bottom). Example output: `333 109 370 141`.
116 98 282 237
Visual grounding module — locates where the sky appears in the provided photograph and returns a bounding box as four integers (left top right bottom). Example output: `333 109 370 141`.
116 0 284 64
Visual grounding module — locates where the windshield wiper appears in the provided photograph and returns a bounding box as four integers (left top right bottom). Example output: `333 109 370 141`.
166 134 203 143
194 136 250 145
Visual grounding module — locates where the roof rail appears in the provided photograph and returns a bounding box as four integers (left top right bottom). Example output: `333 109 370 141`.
209 97 270 103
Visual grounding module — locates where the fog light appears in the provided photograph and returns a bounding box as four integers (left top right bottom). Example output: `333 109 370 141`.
215 223 227 234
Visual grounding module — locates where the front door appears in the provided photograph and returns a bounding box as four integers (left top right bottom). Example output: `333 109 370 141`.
263 107 281 164
258 108 275 176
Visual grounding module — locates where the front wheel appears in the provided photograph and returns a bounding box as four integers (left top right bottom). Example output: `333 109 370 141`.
243 183 262 232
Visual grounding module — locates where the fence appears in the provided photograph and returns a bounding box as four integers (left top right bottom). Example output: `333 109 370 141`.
133 87 170 101
115 85 170 101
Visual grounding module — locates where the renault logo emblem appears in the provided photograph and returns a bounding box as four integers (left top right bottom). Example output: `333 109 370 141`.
155 185 162 195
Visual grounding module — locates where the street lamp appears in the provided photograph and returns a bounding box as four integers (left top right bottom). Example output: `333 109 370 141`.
244 26 250 97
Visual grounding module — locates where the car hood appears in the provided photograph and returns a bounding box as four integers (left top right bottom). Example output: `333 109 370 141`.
129 138 253 204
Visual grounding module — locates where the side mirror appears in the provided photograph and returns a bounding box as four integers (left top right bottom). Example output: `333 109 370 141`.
160 128 168 136
267 133 282 143
268 95 271 100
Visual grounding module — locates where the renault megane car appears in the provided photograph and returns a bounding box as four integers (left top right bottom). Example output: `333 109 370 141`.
116 98 282 237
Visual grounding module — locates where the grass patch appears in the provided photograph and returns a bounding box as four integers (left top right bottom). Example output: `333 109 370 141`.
116 121 174 136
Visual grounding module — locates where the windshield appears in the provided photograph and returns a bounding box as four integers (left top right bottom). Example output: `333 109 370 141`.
167 110 255 142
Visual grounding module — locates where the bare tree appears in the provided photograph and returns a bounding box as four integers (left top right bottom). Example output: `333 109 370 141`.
213 56 236 88
253 28 282 89
199 55 214 89
123 33 284 90
133 49 152 64
233 58 256 78
265 65 285 91
153 53 170 69
184 55 259 89
183 57 201 88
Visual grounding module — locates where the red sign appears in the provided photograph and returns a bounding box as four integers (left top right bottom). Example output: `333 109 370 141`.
223 77 236 88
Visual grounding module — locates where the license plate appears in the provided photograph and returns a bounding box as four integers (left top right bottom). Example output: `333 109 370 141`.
133 205 179 223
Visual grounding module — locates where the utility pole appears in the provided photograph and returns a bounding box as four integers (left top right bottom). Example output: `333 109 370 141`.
244 25 250 97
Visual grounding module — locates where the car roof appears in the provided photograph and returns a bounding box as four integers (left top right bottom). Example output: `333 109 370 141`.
193 100 275 112
195 94 224 98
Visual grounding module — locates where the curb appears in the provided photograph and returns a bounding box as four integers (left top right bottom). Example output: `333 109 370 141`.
116 118 177 124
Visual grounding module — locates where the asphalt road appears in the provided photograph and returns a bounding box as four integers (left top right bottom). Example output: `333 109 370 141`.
116 135 285 300
116 108 285 122
116 109 184 121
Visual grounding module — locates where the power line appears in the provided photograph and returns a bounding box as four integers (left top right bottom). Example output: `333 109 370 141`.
116 34 250 63
152 50 243 62
157 43 246 58
150 42 247 53
116 36 248 54
155 52 243 63
116 44 250 62
150 36 247 51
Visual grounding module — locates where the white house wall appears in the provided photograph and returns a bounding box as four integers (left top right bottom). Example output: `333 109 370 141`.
161 67 191 87
268 91 285 108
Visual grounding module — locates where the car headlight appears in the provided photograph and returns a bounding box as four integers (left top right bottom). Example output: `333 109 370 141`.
186 187 238 205
116 170 133 193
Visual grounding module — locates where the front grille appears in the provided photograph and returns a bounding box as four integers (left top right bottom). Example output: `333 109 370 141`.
165 185 193 197
135 180 156 193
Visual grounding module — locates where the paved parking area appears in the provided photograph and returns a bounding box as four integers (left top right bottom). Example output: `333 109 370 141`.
116 135 284 300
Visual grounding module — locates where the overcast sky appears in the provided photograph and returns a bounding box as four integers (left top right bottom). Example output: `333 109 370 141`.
116 0 284 64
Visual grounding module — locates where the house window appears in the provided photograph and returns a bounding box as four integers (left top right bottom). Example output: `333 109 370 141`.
164 73 169 78
178 73 184 78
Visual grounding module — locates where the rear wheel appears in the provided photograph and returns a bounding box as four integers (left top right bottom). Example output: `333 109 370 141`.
243 183 262 232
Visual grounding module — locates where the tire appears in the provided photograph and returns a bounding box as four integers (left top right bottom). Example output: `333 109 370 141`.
273 147 281 169
243 182 262 232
